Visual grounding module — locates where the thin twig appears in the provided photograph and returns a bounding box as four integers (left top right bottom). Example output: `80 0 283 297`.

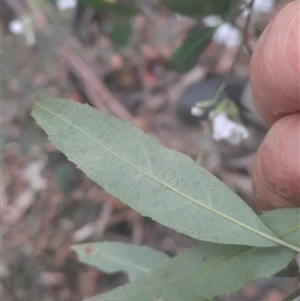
242 0 255 55
72 202 112 243
212 0 255 105
195 121 210 166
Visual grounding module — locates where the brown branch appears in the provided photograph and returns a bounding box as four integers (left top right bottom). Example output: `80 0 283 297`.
60 39 165 145
60 41 134 123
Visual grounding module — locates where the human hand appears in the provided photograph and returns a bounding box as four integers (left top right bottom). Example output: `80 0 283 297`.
250 0 300 210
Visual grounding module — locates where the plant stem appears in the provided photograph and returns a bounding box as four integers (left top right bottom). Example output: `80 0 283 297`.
282 288 300 301
196 122 210 166
212 0 255 106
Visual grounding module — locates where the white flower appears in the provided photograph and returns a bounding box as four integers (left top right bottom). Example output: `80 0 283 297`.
252 0 274 14
213 23 240 48
246 0 275 14
9 19 24 34
243 0 275 15
253 0 274 14
212 113 249 146
56 0 77 11
8 16 36 46
203 15 222 27
191 106 204 117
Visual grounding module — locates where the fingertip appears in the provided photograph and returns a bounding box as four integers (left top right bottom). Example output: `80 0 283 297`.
252 114 300 210
250 0 300 126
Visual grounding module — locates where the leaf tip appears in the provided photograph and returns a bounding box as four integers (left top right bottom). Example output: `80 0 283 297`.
31 93 47 116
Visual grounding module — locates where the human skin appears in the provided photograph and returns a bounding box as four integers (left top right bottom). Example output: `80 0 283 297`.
250 0 300 210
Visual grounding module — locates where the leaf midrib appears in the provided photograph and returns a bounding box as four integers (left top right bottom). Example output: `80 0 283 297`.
34 102 300 252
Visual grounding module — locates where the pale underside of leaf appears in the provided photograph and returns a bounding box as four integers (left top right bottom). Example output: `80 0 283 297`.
85 208 300 301
31 97 298 251
72 242 169 281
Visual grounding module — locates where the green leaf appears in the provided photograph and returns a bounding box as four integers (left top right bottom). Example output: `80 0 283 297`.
79 0 137 16
259 209 300 247
168 27 216 73
110 20 131 48
84 208 300 301
31 96 298 250
161 0 233 18
72 242 169 281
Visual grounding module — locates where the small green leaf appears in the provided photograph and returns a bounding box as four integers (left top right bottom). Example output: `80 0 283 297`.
31 96 299 250
110 20 131 47
162 0 233 18
72 242 169 281
168 27 216 73
84 208 300 301
259 208 300 248
79 0 138 16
